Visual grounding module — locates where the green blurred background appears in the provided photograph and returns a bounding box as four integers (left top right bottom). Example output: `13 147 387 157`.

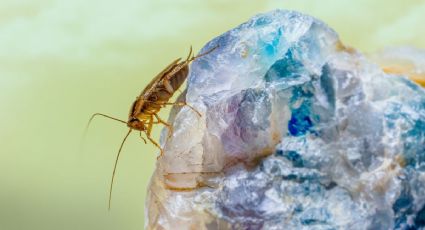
1 0 424 229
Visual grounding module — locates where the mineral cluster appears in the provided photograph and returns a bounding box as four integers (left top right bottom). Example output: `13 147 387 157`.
146 10 425 229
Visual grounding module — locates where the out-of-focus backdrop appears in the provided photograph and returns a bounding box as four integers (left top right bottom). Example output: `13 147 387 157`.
1 0 424 229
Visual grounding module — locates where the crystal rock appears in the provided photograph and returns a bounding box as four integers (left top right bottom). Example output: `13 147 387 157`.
145 10 425 230
371 46 425 87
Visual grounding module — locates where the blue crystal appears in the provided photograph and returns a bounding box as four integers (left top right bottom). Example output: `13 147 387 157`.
288 100 313 136
415 206 425 227
264 50 304 83
276 150 304 167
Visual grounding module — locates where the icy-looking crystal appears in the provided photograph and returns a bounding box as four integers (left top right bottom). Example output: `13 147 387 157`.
371 47 425 87
145 10 425 230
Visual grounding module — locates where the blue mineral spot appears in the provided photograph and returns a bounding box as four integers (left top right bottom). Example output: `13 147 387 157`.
299 182 323 196
324 181 337 190
415 205 425 227
320 64 336 109
393 190 413 214
294 204 303 213
254 16 273 27
258 29 282 57
290 84 314 102
279 150 304 167
264 50 304 83
282 172 320 184
265 44 275 56
384 108 399 129
399 77 423 92
288 102 313 136
275 149 284 157
393 186 414 228
300 208 331 226
403 119 425 168
282 174 298 181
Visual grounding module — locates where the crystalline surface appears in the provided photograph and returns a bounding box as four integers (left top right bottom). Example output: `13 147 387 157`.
146 10 425 230
371 46 425 87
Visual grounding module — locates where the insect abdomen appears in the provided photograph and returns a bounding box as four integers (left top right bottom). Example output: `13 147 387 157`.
149 65 188 103
169 65 188 92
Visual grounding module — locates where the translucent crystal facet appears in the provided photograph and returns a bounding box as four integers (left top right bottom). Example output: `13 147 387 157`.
146 10 425 230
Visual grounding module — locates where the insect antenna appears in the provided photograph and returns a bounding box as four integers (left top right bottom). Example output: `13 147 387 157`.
80 113 127 154
189 45 219 62
185 46 193 61
87 113 127 127
109 128 132 210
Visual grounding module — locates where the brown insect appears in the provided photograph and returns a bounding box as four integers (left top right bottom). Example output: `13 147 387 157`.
85 45 218 209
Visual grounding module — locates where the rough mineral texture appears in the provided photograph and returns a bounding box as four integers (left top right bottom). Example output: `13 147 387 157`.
372 47 425 87
146 10 425 230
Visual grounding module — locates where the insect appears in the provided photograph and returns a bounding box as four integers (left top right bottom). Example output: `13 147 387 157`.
85 45 218 209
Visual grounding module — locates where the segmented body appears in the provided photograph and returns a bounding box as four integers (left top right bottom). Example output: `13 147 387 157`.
130 58 189 127
127 46 217 140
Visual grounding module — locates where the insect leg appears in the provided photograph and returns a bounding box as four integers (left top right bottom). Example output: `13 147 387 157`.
139 132 147 144
146 115 154 136
145 133 164 158
153 113 173 138
144 117 164 156
157 101 201 117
